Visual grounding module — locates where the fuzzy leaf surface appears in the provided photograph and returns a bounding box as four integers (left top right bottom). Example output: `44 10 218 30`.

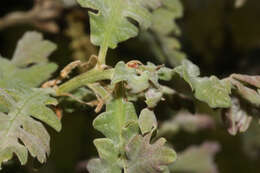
87 138 121 173
0 57 57 88
125 133 176 173
175 60 231 108
93 97 139 145
0 87 61 168
12 31 57 66
138 108 157 134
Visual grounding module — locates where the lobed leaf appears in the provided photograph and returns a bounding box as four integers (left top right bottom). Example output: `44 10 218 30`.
140 0 186 66
125 133 177 173
175 60 232 108
12 31 57 66
77 0 152 49
0 87 61 168
0 57 57 88
93 96 139 145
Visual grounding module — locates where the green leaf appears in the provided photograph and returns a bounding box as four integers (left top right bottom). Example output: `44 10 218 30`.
94 138 119 162
125 133 177 173
12 31 57 67
193 76 232 108
87 158 121 173
87 138 121 173
174 59 200 90
145 88 163 108
77 0 152 49
0 57 57 88
78 0 151 48
112 62 150 93
0 87 61 168
138 108 157 134
175 60 232 108
140 0 186 66
169 142 220 173
93 97 138 145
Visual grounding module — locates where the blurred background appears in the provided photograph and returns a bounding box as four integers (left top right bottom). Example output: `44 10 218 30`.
1 0 260 173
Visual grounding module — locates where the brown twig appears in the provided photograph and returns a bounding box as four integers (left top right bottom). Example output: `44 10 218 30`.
0 0 62 33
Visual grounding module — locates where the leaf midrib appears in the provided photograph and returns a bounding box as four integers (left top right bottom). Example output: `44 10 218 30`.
1 91 39 147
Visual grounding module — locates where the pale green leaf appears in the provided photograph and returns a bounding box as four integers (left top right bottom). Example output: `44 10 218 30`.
125 133 177 173
193 76 231 108
87 158 121 173
93 97 138 145
112 62 150 93
0 57 57 88
77 0 152 49
94 138 119 162
170 142 220 173
174 59 200 89
145 88 163 108
175 60 232 108
138 108 157 134
140 0 186 66
12 31 57 67
0 87 61 168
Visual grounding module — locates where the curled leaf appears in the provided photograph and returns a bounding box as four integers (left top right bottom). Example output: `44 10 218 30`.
222 97 252 135
232 74 260 88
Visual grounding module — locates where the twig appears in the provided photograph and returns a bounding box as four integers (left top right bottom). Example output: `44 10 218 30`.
0 0 62 33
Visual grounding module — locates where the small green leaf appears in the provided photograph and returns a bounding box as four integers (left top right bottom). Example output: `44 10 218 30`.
138 108 157 134
145 88 163 108
193 77 231 108
125 133 176 173
112 62 150 93
93 97 138 145
174 59 200 90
